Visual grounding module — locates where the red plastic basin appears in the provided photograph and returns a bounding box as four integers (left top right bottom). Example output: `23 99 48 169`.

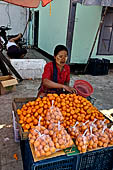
73 80 94 98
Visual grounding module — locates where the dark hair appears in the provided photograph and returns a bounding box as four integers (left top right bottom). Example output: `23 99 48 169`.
54 45 68 56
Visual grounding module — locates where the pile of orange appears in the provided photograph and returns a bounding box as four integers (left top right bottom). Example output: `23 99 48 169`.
17 93 105 132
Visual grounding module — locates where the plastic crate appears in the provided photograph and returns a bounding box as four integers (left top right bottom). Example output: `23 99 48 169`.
102 58 110 75
78 146 113 170
20 140 113 170
20 140 78 170
87 58 110 76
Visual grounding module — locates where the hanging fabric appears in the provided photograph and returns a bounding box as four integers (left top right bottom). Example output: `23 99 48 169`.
73 0 113 7
3 0 40 8
41 0 53 7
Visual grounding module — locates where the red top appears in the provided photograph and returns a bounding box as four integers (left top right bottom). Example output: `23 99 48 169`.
39 62 70 94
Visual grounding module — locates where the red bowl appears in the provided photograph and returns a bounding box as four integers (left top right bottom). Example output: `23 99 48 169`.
73 80 94 98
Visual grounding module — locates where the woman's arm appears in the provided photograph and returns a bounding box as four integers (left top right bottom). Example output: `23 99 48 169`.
43 78 64 89
43 79 76 93
9 33 22 42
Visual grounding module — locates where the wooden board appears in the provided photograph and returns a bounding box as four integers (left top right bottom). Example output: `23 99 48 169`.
0 52 23 81
101 109 113 122
0 57 9 75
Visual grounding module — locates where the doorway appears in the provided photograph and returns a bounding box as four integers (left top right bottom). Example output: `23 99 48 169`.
34 11 39 48
66 0 77 62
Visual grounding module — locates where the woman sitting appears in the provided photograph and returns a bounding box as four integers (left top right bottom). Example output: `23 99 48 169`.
37 44 76 97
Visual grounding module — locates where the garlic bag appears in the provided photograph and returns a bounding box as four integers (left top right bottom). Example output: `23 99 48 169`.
105 126 113 145
97 125 109 148
29 117 49 145
76 129 89 153
87 126 98 150
49 121 74 150
45 100 64 127
68 122 80 139
34 134 56 158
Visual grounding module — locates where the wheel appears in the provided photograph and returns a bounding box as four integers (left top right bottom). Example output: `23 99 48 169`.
0 42 3 52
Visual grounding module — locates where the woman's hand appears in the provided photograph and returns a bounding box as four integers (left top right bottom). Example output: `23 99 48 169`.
63 85 77 93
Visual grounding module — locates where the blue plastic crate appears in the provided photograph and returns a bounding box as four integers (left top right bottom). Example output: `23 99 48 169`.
20 140 78 170
20 140 113 170
78 146 113 170
34 155 76 170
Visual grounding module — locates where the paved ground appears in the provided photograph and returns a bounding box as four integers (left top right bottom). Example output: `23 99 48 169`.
0 49 113 170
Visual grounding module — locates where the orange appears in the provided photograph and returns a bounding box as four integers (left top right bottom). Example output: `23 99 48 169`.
33 119 38 125
26 109 32 114
35 105 39 110
53 93 58 98
62 111 66 116
26 114 31 118
57 103 61 108
70 110 75 115
19 120 24 124
73 114 77 119
23 117 27 122
42 96 47 101
66 100 69 104
17 109 22 115
44 104 48 109
22 111 27 116
30 101 35 106
62 106 66 111
20 115 24 120
36 97 41 102
26 103 30 107
38 108 43 114
26 117 32 123
67 113 70 117
66 108 70 113
34 112 38 117
25 124 30 130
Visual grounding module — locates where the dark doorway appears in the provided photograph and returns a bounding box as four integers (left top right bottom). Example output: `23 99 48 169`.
66 0 77 63
34 11 39 48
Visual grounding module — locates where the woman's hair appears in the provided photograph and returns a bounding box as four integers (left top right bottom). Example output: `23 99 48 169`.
54 45 68 56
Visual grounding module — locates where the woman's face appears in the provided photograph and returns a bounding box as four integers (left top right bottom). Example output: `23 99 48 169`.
55 50 68 67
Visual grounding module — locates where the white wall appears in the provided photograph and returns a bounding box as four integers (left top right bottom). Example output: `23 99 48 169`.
31 0 70 55
0 1 28 40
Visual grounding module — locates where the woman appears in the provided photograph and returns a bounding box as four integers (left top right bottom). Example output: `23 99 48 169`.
38 45 76 97
7 33 27 59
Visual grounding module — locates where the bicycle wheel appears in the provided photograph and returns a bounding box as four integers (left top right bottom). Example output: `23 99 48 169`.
0 42 3 52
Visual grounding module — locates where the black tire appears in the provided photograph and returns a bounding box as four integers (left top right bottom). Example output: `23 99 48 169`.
0 42 3 52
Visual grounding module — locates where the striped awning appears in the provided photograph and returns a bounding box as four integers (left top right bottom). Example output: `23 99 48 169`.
2 0 52 8
3 0 40 8
73 0 113 6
